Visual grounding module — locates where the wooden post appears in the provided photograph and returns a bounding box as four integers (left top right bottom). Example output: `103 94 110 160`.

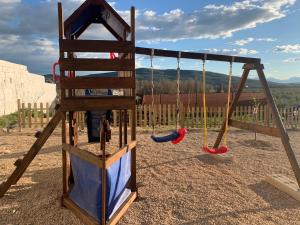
34 103 38 128
46 103 50 124
144 105 148 127
22 103 25 128
256 66 300 187
191 107 195 128
17 99 21 132
58 2 68 197
40 103 44 128
196 106 199 128
130 7 137 193
213 65 250 148
28 103 32 128
167 104 171 126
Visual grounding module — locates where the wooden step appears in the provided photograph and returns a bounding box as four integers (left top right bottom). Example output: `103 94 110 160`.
60 77 135 89
61 96 135 111
266 174 300 202
60 40 134 53
59 58 135 71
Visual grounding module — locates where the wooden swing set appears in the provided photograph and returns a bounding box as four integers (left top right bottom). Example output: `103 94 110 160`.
0 0 300 224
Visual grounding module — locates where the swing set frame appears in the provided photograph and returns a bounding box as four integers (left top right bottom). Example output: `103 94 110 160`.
137 48 300 196
1 1 300 224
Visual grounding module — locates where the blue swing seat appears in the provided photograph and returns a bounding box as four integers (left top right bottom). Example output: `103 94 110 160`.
151 131 180 143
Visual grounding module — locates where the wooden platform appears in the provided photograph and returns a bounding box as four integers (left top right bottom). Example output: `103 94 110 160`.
266 174 300 202
62 192 137 225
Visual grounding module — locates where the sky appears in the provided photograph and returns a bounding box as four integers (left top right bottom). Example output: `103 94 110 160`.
0 0 299 79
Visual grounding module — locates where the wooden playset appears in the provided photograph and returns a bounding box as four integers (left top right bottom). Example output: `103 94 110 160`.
0 0 300 224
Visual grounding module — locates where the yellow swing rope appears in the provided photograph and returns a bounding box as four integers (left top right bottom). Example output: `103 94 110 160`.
202 54 208 146
223 57 234 146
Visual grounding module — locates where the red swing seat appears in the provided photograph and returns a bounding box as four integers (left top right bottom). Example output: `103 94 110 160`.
202 145 228 154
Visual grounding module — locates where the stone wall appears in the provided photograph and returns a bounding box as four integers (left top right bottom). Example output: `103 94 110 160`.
0 60 56 116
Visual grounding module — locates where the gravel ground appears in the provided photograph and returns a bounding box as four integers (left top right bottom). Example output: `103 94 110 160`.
0 128 300 225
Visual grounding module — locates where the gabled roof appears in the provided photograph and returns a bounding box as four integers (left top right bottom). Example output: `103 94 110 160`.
64 0 131 40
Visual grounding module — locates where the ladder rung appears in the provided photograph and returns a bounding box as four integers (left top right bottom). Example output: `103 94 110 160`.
61 96 135 111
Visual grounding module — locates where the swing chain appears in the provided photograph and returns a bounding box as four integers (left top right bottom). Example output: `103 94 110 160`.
176 52 181 129
223 56 235 146
150 49 155 134
202 54 208 146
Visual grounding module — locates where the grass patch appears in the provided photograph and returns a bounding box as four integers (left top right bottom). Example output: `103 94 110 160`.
0 112 18 128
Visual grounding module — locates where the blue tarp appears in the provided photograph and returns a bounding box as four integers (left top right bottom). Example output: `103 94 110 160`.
69 151 132 221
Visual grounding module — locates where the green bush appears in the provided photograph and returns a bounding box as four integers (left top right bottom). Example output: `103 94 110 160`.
0 112 18 128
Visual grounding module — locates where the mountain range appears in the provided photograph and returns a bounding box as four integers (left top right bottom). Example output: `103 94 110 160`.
44 68 299 88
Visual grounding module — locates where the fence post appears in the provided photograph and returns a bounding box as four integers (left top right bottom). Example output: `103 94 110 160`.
28 103 32 128
167 104 171 126
34 103 38 128
46 103 50 124
21 102 25 128
40 102 44 128
17 99 21 132
144 105 148 127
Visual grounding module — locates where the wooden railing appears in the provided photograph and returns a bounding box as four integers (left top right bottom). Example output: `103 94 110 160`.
17 100 300 130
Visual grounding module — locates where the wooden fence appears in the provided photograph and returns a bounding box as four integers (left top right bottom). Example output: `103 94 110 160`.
17 99 300 130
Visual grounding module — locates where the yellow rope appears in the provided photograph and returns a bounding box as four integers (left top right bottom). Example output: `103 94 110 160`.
223 58 234 146
202 56 207 146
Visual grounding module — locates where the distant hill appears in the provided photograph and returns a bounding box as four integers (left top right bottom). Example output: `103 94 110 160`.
268 76 300 84
44 68 292 88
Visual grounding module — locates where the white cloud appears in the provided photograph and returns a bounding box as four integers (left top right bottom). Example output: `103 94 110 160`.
283 57 300 62
0 0 294 73
205 48 259 55
275 44 300 53
234 38 255 46
233 37 277 46
136 0 295 43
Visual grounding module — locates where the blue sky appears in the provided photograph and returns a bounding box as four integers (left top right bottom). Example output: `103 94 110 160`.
0 0 299 79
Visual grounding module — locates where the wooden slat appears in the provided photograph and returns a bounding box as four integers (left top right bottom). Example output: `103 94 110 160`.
17 99 21 131
108 192 137 225
60 58 135 71
229 119 281 137
62 197 99 225
106 141 136 168
167 104 171 126
135 47 261 64
28 103 32 128
144 105 148 127
60 39 134 53
62 144 103 168
40 103 44 128
22 103 25 128
60 77 135 89
266 174 300 202
61 96 135 111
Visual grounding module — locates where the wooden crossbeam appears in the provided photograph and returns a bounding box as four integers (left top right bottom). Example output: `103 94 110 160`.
60 77 135 89
60 96 135 111
62 144 104 168
229 119 281 137
60 40 134 53
0 110 63 197
59 58 135 71
106 141 136 168
136 47 261 64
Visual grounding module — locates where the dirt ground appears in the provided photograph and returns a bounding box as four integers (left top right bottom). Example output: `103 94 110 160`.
1 127 300 225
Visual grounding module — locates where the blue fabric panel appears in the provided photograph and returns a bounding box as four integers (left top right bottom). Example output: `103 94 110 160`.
69 151 132 222
151 131 180 143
